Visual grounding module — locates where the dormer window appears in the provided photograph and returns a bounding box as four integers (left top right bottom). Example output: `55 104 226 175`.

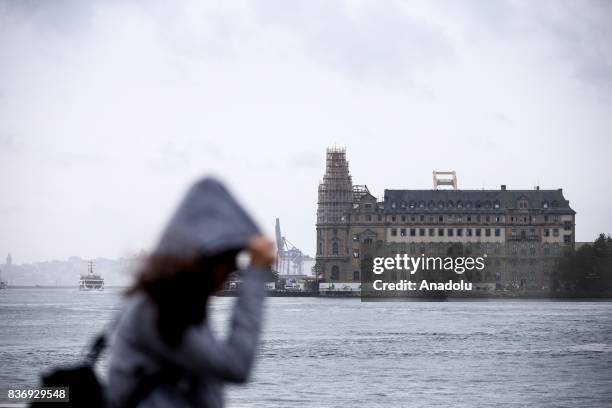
475 201 482 209
352 203 359 209
457 201 463 208
400 201 407 209
542 201 549 209
494 201 500 209
428 200 435 209
391 202 397 209
466 201 472 208
484 201 491 209
437 200 444 209
517 197 529 209
409 201 416 209
418 201 425 208
551 200 559 208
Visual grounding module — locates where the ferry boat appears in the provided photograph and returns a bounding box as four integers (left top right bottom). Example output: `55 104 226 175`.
79 261 104 291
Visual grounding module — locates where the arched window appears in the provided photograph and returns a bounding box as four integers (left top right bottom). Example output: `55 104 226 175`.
437 200 444 209
418 201 425 208
331 266 340 281
447 200 454 208
332 242 339 255
409 201 416 209
428 200 435 209
457 201 463 208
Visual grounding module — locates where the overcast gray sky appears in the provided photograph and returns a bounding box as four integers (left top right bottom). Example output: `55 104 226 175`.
1 0 611 263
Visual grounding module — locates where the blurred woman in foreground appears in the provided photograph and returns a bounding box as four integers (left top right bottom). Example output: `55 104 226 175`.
107 178 275 407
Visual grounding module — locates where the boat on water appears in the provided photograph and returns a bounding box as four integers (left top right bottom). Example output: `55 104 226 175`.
79 261 104 291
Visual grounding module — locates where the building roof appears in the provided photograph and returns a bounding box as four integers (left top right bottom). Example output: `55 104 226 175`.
383 188 574 214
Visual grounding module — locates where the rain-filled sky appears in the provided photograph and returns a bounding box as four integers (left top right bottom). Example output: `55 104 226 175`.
1 0 611 263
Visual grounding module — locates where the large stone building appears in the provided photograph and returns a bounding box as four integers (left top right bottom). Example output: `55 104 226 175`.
315 147 576 290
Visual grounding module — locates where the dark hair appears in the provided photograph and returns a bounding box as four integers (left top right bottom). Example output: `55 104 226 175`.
127 250 239 347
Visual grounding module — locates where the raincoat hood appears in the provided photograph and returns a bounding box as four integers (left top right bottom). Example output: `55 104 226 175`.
154 177 260 259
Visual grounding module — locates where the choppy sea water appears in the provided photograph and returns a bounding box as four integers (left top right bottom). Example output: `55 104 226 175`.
1 288 611 407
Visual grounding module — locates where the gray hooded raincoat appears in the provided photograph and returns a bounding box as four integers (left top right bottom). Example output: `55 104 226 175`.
107 178 267 408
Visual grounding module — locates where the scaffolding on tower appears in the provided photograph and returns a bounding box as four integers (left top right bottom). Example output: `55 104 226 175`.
317 147 353 224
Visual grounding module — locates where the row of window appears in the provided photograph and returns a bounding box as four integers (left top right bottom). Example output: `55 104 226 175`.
389 199 501 210
387 242 502 255
353 245 502 257
352 213 565 224
340 242 565 258
390 227 502 238
329 269 502 282
329 268 545 283
509 215 565 224
388 214 504 223
330 264 557 282
385 199 561 210
351 246 564 258
327 231 571 256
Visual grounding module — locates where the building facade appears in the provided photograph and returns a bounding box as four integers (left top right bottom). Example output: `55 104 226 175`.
315 148 576 290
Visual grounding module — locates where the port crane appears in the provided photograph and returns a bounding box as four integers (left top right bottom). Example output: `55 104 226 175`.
274 218 305 275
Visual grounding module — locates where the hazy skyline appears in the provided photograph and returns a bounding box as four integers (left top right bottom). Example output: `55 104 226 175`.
1 0 611 263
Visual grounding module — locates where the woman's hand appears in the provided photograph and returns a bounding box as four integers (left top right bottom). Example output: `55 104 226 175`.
247 235 276 268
